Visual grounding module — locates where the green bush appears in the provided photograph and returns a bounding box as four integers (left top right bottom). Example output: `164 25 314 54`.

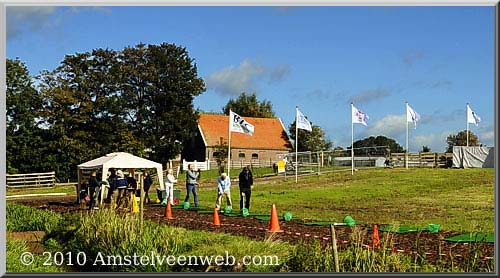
6 203 63 233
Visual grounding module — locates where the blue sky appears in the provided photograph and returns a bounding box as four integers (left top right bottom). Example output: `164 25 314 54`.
6 6 495 152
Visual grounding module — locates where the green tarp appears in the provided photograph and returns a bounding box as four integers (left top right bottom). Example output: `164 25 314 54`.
378 226 428 233
444 233 494 243
303 221 347 226
254 216 300 221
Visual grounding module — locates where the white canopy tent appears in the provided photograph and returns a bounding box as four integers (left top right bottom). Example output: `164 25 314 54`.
77 152 164 205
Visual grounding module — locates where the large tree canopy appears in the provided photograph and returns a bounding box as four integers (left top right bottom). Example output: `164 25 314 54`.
8 43 205 180
6 58 52 174
446 130 480 152
351 136 403 155
288 121 332 152
222 92 275 118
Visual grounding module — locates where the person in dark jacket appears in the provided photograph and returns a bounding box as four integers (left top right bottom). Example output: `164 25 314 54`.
105 168 117 203
238 166 253 211
88 171 101 210
143 171 153 204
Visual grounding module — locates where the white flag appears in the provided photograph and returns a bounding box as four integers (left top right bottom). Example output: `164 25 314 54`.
467 104 481 126
296 108 312 132
229 110 254 135
352 104 369 126
406 103 421 129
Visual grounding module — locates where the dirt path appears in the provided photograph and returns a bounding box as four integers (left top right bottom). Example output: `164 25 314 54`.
7 231 47 254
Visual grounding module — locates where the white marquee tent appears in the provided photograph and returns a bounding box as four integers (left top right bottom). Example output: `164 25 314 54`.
77 152 164 205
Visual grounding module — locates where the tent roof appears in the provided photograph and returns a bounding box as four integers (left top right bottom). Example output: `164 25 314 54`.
78 152 162 170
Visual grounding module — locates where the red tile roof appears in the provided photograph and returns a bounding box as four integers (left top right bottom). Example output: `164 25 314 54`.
198 114 292 150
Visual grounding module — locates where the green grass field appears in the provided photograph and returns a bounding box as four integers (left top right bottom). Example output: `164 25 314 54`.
167 168 495 233
8 168 494 233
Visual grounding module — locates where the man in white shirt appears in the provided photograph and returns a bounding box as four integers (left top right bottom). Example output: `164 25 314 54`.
215 173 232 211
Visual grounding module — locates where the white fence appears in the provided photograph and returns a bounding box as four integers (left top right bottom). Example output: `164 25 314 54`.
182 159 211 171
6 171 56 188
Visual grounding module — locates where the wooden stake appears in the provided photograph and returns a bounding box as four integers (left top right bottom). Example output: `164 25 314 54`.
140 174 144 233
330 224 340 272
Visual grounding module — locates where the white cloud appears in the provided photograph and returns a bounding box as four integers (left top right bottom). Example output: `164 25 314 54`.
7 6 58 40
412 131 452 152
206 59 265 96
7 6 111 41
480 131 494 146
363 114 406 139
207 59 290 96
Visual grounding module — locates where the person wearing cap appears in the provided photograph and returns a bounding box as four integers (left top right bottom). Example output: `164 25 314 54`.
215 172 232 211
113 170 129 209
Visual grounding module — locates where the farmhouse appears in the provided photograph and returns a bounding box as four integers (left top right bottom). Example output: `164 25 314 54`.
182 114 292 168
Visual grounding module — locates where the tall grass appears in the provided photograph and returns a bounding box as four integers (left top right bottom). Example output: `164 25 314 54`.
281 225 493 272
58 209 290 272
7 203 63 233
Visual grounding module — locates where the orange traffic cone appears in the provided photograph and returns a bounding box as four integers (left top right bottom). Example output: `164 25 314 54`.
268 204 283 232
213 208 220 226
164 197 174 220
372 224 380 249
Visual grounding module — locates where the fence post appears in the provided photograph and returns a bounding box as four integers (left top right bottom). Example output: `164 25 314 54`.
317 152 321 175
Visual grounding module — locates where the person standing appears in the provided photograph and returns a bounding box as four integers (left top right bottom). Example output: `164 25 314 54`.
238 166 253 211
114 170 129 209
216 173 232 211
184 164 200 207
105 168 117 203
142 171 153 204
88 171 101 210
163 169 177 206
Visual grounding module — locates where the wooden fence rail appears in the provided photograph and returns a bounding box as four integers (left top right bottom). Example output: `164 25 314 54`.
390 152 453 168
6 171 56 188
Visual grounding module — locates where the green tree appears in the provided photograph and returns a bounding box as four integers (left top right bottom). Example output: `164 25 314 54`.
351 136 403 156
212 141 228 175
422 145 431 152
38 43 205 180
222 92 275 118
446 130 479 152
288 121 332 152
6 58 54 174
119 43 206 165
38 49 134 181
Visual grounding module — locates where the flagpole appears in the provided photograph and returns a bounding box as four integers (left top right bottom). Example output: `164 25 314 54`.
351 103 354 176
466 103 469 147
295 106 299 184
228 110 232 177
405 102 409 169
